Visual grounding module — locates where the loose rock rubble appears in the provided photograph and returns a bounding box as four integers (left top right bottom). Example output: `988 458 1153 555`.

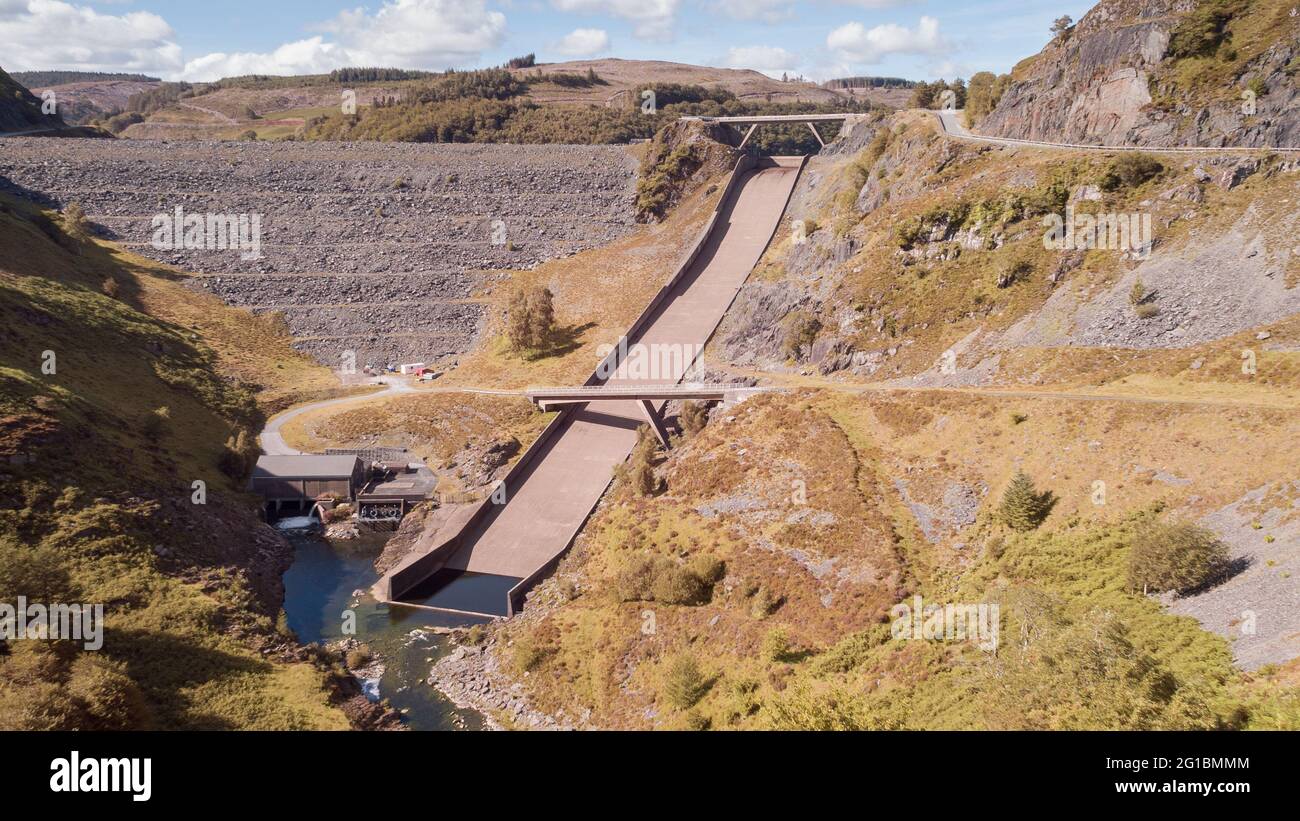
1 138 639 365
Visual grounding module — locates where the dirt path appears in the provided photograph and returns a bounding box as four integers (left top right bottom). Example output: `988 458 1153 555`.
178 101 238 125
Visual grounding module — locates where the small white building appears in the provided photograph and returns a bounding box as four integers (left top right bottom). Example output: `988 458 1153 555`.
399 362 426 375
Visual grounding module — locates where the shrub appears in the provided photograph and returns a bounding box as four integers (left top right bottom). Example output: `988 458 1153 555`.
64 656 152 730
761 626 791 662
1246 76 1267 98
619 425 661 496
1129 278 1148 306
239 130 258 141
218 427 259 483
1127 518 1228 595
102 111 145 133
613 555 715 605
345 645 371 669
613 555 659 602
1135 302 1160 319
651 565 709 605
62 202 90 248
511 636 549 675
679 400 709 436
628 460 657 496
662 653 708 709
682 710 710 730
1099 153 1163 191
999 470 1053 532
996 259 1033 288
687 554 726 584
783 310 822 359
750 585 778 619
101 277 119 299
463 624 486 646
139 406 170 439
635 141 702 222
323 503 353 523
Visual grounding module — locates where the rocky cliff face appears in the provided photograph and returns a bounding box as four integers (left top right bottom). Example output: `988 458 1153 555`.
979 0 1300 148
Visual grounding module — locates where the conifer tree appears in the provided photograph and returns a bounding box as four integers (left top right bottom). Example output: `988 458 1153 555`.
999 470 1050 531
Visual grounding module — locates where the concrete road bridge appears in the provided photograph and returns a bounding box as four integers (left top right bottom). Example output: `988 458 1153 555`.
679 113 865 148
373 154 805 617
523 383 770 447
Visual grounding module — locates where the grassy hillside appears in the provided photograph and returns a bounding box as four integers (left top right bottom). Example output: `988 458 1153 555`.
470 386 1300 729
0 65 62 133
116 61 869 151
0 194 365 729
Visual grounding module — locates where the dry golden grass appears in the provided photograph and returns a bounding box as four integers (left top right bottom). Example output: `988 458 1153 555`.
494 383 1300 728
279 390 551 467
442 179 722 390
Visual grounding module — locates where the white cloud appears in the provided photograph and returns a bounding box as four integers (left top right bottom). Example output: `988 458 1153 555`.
181 37 346 81
827 15 948 65
182 0 507 81
829 0 923 7
551 0 678 41
0 0 182 75
725 45 799 75
713 0 795 23
554 27 609 57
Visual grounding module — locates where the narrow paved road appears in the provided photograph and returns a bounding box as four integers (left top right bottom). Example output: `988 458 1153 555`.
258 377 522 455
931 108 1299 153
259 376 412 456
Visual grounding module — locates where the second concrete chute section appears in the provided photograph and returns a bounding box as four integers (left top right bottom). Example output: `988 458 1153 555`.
374 155 804 617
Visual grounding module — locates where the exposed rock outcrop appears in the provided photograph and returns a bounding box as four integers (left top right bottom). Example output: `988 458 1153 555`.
978 0 1300 148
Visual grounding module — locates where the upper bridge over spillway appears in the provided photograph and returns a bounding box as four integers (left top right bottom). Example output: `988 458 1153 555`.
679 113 865 148
372 155 805 617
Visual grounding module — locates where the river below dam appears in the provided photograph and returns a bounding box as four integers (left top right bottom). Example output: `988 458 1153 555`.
277 519 488 731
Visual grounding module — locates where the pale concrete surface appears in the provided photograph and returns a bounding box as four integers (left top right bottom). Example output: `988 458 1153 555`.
444 162 802 579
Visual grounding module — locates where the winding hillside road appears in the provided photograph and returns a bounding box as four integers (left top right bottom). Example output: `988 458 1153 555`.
258 377 524 455
932 108 1300 153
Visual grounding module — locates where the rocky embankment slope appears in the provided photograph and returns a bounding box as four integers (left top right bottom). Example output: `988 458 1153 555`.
977 0 1300 148
0 139 638 366
715 111 1299 382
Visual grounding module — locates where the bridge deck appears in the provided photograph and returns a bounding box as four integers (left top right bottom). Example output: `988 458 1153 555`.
524 383 763 407
679 114 857 124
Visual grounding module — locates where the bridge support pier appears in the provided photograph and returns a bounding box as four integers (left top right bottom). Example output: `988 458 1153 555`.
806 122 825 148
637 400 673 450
736 123 758 150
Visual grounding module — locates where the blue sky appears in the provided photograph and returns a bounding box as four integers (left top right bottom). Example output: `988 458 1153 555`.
0 0 1098 83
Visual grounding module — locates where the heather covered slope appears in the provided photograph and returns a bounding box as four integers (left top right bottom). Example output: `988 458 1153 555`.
0 194 384 729
975 0 1300 148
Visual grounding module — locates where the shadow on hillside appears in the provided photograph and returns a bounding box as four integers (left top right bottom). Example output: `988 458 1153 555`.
106 626 277 730
1179 555 1253 598
519 321 597 361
